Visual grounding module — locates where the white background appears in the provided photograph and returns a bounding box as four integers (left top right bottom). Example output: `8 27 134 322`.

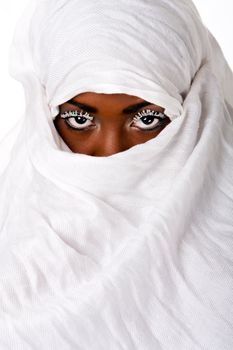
0 0 233 142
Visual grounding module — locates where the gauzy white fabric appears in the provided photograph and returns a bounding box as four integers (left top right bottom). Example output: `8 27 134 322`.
0 0 233 349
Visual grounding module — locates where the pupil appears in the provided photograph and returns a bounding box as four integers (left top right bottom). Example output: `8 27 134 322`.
75 116 86 124
141 116 155 125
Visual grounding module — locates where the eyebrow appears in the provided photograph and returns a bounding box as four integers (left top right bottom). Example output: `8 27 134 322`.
66 98 153 114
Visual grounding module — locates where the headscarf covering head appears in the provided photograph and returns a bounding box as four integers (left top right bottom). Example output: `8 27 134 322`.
28 0 210 120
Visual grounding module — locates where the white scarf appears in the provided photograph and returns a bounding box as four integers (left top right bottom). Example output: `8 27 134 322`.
0 0 233 348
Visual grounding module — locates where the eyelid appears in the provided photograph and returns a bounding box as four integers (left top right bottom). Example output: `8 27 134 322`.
133 109 167 121
60 109 94 120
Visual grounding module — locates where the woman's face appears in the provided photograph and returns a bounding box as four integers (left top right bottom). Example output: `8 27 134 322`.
54 92 171 156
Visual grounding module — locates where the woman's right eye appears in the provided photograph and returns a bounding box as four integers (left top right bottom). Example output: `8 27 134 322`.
60 110 95 130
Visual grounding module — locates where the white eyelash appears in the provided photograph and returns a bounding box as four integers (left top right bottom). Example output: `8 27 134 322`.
133 109 166 121
60 110 93 120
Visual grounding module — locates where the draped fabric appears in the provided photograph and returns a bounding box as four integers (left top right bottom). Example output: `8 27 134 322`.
0 0 233 348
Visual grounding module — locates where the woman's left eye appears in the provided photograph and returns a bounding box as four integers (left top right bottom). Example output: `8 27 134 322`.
132 109 167 130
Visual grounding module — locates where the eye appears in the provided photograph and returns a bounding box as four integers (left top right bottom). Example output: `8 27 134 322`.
131 109 168 131
60 110 94 130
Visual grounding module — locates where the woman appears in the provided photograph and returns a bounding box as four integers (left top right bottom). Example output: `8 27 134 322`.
0 0 232 349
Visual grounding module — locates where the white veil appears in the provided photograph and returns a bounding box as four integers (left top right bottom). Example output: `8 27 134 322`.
0 0 232 348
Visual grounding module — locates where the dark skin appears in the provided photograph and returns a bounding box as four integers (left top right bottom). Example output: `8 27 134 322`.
53 92 171 157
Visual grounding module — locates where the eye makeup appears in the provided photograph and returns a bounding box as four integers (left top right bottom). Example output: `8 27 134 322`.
60 108 168 131
60 110 94 131
60 110 93 120
133 109 167 122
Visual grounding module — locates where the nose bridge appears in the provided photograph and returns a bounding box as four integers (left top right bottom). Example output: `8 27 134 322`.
93 127 128 157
